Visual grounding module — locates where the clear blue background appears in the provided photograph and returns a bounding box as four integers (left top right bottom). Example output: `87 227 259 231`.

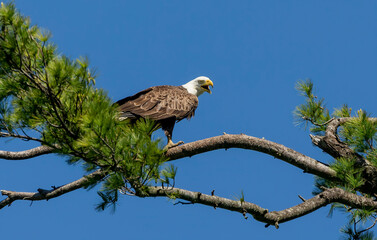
1 1 377 239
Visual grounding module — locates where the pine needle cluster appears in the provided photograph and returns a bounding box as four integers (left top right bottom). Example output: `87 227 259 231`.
294 79 331 134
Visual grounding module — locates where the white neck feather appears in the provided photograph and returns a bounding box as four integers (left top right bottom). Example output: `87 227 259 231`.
182 80 205 97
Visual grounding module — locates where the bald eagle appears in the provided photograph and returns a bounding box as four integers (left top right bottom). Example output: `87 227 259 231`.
116 76 213 148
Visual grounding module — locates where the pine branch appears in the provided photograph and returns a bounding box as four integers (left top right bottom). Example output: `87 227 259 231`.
142 186 377 227
166 133 337 181
0 169 106 209
0 145 53 160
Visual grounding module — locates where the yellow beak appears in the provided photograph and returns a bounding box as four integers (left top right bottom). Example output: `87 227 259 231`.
202 79 214 94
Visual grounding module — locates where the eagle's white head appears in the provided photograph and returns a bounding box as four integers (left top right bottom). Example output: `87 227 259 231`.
182 76 214 97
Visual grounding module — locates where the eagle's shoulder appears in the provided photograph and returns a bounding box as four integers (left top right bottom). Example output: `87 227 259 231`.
148 85 198 102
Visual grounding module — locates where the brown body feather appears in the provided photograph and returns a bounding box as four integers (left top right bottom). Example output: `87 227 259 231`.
116 85 199 142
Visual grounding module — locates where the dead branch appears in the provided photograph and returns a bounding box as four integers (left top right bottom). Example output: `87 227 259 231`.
309 117 362 161
142 186 377 227
166 134 337 181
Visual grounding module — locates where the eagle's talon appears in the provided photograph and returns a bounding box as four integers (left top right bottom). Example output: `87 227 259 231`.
174 141 184 147
164 141 184 150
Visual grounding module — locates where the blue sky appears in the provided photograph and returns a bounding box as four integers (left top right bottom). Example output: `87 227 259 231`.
1 1 377 239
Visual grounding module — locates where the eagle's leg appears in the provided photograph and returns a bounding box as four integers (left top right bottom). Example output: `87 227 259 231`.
162 119 184 149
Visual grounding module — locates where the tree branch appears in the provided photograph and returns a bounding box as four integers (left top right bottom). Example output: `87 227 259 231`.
142 186 377 228
0 169 106 209
0 145 54 160
166 134 337 181
309 118 362 161
0 131 43 143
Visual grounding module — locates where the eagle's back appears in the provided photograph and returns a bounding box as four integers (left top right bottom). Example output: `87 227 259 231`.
116 85 199 121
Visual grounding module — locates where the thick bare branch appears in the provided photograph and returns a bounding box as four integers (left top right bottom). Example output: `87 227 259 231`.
311 117 377 161
0 169 106 209
166 134 337 181
309 118 361 161
143 186 377 227
0 145 54 160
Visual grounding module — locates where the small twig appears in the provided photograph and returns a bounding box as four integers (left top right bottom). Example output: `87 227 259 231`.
358 217 377 234
0 131 43 143
274 222 279 229
366 139 374 151
298 195 306 202
302 117 335 127
173 201 194 206
242 210 248 220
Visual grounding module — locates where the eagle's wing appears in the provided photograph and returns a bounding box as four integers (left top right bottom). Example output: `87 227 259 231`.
116 86 198 121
